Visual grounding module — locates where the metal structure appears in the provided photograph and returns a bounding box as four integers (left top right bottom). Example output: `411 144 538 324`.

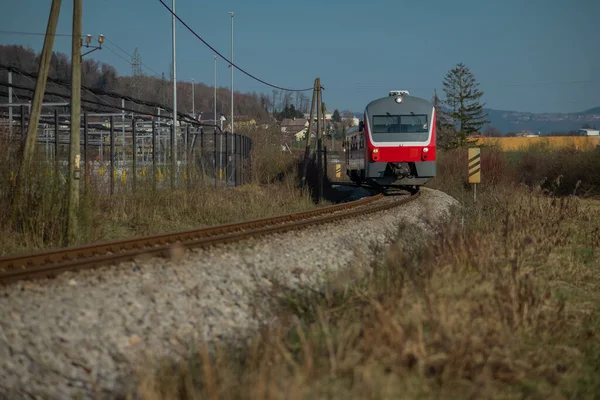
0 103 253 193
229 11 234 134
172 0 177 169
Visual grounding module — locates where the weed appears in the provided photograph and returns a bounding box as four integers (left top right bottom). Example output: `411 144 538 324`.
133 148 600 399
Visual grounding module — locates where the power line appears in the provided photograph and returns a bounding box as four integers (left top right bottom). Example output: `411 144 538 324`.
0 67 212 127
103 44 135 66
326 79 595 92
0 30 76 37
0 80 224 131
103 37 163 78
156 0 313 92
0 30 165 79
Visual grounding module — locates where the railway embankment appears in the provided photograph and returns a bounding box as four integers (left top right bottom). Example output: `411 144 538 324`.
0 188 457 399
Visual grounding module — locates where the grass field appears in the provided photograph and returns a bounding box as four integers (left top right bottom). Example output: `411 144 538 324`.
0 126 322 255
470 136 600 152
133 146 600 399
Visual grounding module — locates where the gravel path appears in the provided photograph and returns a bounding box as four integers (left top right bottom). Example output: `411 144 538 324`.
0 188 458 399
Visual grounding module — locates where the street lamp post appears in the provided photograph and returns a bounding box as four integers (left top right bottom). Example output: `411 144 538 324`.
228 12 234 135
172 0 178 175
228 12 234 185
214 56 217 127
191 78 195 118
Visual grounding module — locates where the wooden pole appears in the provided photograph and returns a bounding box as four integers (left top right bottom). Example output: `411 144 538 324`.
13 0 62 224
321 99 326 182
316 81 322 201
110 116 115 195
152 119 157 191
301 78 318 188
66 0 82 246
19 0 62 173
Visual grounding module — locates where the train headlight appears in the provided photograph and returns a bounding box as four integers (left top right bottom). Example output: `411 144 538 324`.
421 147 429 160
395 97 402 103
423 148 429 153
371 148 380 162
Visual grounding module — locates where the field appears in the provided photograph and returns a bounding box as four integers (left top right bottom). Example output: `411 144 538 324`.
134 146 600 399
470 136 600 152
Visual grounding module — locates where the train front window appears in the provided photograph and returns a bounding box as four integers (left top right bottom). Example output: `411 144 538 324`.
371 114 429 142
372 115 428 134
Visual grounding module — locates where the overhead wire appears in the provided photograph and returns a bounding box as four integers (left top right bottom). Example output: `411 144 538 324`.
0 30 76 37
156 0 314 93
0 30 165 80
0 78 221 130
103 37 163 78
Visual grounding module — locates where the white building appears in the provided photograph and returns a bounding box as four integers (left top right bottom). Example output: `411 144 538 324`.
578 129 600 136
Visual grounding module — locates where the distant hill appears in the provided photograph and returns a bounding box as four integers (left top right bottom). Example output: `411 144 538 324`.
349 106 600 134
484 107 600 134
578 107 600 115
349 95 600 135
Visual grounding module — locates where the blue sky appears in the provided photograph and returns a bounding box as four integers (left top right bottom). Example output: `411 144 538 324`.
1 0 599 114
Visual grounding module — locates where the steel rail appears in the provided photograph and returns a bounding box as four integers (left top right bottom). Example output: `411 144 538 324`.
0 192 419 285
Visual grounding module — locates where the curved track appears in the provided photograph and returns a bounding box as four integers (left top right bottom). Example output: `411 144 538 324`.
0 191 419 285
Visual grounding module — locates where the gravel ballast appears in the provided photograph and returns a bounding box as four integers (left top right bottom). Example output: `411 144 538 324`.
0 188 458 399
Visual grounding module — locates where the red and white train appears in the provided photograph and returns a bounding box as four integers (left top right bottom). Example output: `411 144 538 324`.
344 90 436 192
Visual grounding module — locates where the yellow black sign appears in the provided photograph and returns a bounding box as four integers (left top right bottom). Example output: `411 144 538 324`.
468 148 481 183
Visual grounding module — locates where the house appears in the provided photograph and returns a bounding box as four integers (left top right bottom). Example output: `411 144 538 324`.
578 129 600 136
303 110 334 122
280 118 309 142
199 111 222 126
342 116 360 127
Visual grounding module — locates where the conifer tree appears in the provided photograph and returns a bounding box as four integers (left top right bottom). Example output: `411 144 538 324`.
442 63 489 145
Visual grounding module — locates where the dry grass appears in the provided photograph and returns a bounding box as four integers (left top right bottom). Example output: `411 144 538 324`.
0 126 320 255
470 136 600 152
131 148 600 400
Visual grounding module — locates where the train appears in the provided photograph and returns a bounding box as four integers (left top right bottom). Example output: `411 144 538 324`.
343 90 436 192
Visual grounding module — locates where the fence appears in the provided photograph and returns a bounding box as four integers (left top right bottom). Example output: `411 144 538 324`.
1 106 253 194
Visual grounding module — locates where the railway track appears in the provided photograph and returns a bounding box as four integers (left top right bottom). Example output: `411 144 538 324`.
0 191 419 285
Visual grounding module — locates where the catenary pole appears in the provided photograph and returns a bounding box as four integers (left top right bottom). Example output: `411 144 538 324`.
18 0 62 183
13 0 62 229
172 0 178 185
66 0 82 245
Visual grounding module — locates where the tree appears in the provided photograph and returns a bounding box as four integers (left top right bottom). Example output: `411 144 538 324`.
431 89 457 149
442 63 489 145
331 109 341 123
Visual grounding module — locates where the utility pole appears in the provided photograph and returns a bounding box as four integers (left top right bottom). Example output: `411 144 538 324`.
215 55 223 179
121 97 125 161
316 81 322 202
229 12 234 134
228 12 234 185
191 78 195 118
214 55 217 125
8 70 12 138
19 0 62 175
301 78 318 189
66 0 82 245
171 0 178 184
14 0 62 225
